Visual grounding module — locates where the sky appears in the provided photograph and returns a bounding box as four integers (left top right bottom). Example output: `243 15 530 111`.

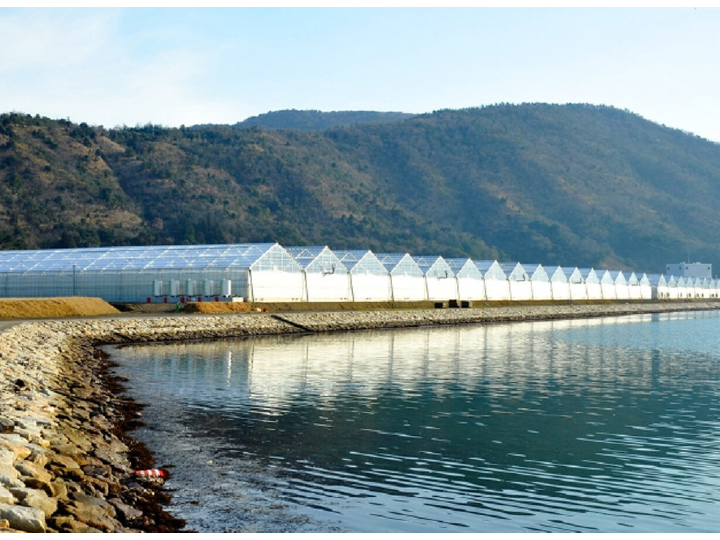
2 7 720 141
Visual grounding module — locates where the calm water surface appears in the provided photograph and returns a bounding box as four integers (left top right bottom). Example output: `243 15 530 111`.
110 310 720 532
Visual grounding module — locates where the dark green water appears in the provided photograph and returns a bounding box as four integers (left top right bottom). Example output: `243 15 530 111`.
111 310 720 532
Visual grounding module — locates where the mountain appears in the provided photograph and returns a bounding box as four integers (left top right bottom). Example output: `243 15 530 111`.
231 109 415 131
1 104 719 274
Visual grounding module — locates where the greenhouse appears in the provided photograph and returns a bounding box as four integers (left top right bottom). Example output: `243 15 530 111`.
524 264 552 301
638 273 652 300
626 272 641 300
548 266 570 300
647 274 669 299
706 279 714 298
375 253 427 301
446 258 484 301
0 243 305 303
676 276 689 299
666 275 680 299
476 260 509 300
286 246 351 302
564 267 588 300
413 256 457 301
577 268 600 300
334 250 392 302
0 241 703 307
596 270 617 300
501 262 533 301
609 270 629 300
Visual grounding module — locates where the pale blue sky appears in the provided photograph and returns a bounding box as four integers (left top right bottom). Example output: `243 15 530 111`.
2 8 720 140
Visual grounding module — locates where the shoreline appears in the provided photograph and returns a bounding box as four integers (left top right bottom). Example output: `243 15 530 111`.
0 301 719 532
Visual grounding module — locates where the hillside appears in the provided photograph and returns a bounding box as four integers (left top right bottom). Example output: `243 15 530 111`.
231 109 415 131
1 104 720 273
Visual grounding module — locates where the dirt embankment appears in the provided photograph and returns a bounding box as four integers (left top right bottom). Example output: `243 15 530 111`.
0 298 119 320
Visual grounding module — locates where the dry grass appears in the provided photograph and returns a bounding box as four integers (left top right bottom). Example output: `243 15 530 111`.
183 300 443 314
0 297 120 319
182 302 252 314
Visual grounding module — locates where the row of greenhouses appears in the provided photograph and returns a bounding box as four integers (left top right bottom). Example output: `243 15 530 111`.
0 243 715 303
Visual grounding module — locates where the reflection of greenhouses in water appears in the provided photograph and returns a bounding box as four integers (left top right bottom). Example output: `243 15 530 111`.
334 250 392 302
286 246 351 302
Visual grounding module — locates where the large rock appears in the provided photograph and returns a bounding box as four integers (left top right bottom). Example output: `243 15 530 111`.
0 502 46 533
0 440 30 462
109 497 143 522
15 461 52 484
49 454 80 470
10 487 57 518
0 486 14 505
0 447 15 467
63 497 118 532
0 473 23 490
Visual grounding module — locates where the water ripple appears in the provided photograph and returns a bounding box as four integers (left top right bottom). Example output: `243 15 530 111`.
111 311 720 532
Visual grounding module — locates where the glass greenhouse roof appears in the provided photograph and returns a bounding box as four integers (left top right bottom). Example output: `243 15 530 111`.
286 246 347 274
375 253 411 272
334 250 374 272
578 268 598 282
0 243 282 273
500 262 528 281
475 260 505 279
523 264 549 281
445 258 480 276
286 246 329 268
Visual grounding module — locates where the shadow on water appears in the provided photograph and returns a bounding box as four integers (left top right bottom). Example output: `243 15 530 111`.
110 310 720 532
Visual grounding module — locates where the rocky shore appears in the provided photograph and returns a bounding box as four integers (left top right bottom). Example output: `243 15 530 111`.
1 301 719 532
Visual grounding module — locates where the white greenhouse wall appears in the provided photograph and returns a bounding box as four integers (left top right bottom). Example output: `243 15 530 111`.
251 271 304 302
550 282 570 300
615 284 630 300
651 286 668 299
304 273 352 302
457 277 485 300
600 283 617 300
349 274 392 302
426 277 459 301
628 285 642 300
391 275 427 301
572 283 592 300
531 281 552 300
508 281 533 301
484 279 510 300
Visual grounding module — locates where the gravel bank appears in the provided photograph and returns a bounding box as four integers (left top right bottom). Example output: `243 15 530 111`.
0 301 718 532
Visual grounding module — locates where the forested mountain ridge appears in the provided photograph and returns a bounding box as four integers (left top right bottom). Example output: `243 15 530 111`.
0 104 719 273
230 109 415 131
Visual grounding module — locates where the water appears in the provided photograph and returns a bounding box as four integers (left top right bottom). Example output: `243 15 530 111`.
110 310 720 532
